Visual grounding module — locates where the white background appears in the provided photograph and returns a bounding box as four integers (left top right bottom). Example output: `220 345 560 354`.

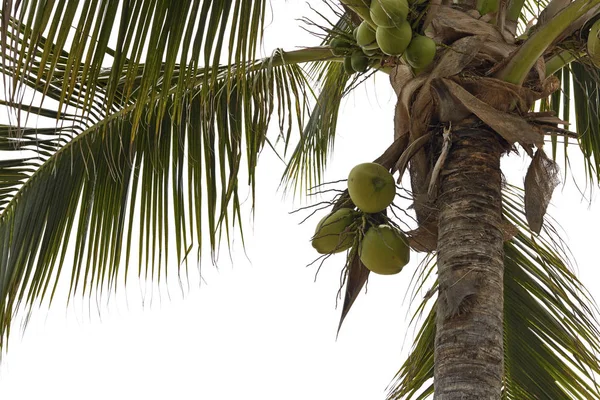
1 2 598 399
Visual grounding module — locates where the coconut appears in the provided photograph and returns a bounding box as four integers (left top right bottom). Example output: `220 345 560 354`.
356 21 378 50
370 0 409 27
347 162 395 213
404 34 437 69
359 224 410 275
312 208 357 254
362 47 378 57
330 37 352 56
351 50 370 73
588 19 600 67
375 21 412 56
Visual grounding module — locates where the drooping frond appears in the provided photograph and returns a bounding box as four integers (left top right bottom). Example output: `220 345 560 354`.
569 61 600 186
537 56 600 189
0 30 340 351
281 6 363 195
387 186 600 399
281 60 352 195
0 0 269 137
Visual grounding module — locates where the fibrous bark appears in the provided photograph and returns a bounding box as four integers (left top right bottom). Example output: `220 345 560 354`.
434 126 504 399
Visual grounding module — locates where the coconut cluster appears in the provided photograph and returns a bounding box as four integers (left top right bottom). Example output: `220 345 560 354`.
329 0 437 74
311 163 410 275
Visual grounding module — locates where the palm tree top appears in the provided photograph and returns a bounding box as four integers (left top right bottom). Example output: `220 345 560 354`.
1 0 600 398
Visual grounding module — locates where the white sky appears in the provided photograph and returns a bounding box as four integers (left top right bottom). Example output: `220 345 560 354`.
0 2 599 400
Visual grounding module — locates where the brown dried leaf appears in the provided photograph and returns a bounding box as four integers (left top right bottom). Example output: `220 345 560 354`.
430 35 486 78
395 133 432 178
524 149 560 234
374 134 409 171
526 113 577 137
410 88 434 140
525 111 567 124
429 6 504 44
541 74 561 98
457 75 559 112
407 222 438 252
337 253 370 337
439 78 544 146
430 79 471 122
480 40 516 60
422 0 443 31
389 64 413 97
397 75 428 140
457 77 529 112
394 100 408 141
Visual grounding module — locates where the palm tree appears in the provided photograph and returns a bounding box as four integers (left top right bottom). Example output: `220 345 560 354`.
1 0 600 398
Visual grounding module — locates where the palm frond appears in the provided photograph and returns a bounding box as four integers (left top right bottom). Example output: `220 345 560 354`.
387 186 600 399
0 39 333 351
0 0 374 352
1 0 268 136
279 6 363 195
281 60 351 195
568 61 600 187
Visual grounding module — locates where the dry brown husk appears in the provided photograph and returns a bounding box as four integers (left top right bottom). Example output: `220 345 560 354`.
386 8 565 249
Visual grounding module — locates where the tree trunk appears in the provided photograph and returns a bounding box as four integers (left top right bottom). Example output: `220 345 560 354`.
434 127 505 399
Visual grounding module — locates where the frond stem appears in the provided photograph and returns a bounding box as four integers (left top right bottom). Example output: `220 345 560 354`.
268 47 335 67
496 0 600 85
506 0 527 24
545 50 579 76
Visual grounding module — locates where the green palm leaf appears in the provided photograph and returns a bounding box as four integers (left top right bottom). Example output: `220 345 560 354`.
568 61 600 186
282 61 351 195
282 8 364 195
0 42 339 351
1 1 269 134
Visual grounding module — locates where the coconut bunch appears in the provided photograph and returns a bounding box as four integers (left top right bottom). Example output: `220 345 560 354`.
311 163 410 276
330 0 437 74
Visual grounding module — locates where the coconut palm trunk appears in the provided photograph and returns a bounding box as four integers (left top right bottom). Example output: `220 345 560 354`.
434 127 505 399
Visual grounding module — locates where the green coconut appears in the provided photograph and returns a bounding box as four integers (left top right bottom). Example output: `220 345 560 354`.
370 0 409 27
347 162 395 213
588 19 600 68
312 208 357 254
359 224 410 275
356 21 378 50
404 34 437 68
375 21 412 56
330 37 352 56
351 50 370 73
362 47 379 56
